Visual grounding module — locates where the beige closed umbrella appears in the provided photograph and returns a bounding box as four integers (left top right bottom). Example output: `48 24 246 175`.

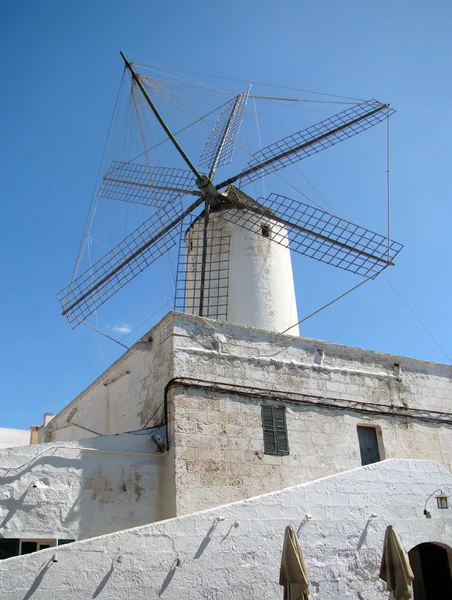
280 525 310 600
379 525 415 600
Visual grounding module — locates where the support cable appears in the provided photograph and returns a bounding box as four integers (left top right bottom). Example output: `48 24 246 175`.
384 277 452 364
136 62 365 102
281 277 374 336
75 318 129 350
71 69 127 282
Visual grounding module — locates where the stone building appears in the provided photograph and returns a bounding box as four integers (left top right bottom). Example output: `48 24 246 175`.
1 311 452 597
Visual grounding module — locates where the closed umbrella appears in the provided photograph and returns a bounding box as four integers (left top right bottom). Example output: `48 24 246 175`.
280 525 310 600
379 525 414 600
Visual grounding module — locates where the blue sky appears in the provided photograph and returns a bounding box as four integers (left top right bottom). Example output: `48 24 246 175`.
1 0 451 429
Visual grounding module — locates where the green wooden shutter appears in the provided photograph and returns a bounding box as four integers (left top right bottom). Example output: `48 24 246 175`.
274 407 289 455
261 405 289 455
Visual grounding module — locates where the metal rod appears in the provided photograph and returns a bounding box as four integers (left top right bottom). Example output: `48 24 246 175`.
387 107 391 263
208 93 243 180
120 51 202 180
198 199 211 316
62 196 205 316
216 104 389 190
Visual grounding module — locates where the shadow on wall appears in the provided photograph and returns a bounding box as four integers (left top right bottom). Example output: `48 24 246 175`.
23 558 55 600
0 432 164 545
0 455 82 534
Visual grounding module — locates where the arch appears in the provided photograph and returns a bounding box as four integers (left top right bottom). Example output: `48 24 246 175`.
408 542 452 599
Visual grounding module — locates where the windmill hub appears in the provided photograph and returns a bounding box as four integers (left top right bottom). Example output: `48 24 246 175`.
196 175 219 199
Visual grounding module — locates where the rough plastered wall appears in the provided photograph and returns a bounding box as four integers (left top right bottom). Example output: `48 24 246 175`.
44 316 175 441
1 460 451 600
169 314 452 514
0 428 29 450
0 430 166 541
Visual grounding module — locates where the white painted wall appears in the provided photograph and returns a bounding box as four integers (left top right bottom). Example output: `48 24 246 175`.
0 430 166 541
44 316 174 442
2 459 451 599
0 428 29 449
185 209 299 335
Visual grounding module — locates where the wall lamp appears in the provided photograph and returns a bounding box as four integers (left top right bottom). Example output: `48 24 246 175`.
424 488 449 517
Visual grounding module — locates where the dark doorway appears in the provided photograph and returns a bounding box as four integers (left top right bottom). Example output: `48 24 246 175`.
409 542 452 599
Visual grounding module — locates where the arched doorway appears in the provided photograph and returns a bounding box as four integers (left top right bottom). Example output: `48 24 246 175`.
408 542 452 599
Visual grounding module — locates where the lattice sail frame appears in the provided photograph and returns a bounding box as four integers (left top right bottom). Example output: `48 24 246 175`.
217 100 395 188
199 88 250 173
58 201 186 326
100 162 198 207
222 192 403 279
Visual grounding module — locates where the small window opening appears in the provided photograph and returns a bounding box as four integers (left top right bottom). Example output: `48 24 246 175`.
0 539 20 560
357 426 381 466
261 405 289 455
261 224 271 238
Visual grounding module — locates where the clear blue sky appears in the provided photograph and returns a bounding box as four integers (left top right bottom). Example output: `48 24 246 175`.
1 0 451 429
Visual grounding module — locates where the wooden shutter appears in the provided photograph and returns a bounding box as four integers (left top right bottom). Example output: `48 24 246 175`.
261 405 289 455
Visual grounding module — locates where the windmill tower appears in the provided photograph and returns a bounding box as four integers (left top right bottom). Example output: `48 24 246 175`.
184 186 299 334
58 53 403 336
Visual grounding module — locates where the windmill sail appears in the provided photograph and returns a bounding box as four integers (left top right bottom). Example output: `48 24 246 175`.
199 88 250 176
99 161 199 207
221 190 403 278
58 196 204 327
216 100 395 189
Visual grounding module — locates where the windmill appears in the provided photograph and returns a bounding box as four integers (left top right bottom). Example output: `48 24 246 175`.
58 53 403 335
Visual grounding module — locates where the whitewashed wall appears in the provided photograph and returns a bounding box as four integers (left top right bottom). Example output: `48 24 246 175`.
44 316 174 441
2 459 451 600
0 430 166 541
185 210 299 335
0 428 29 449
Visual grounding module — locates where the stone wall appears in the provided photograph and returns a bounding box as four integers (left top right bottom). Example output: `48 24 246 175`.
0 430 166 541
1 459 451 599
170 315 452 515
171 386 452 515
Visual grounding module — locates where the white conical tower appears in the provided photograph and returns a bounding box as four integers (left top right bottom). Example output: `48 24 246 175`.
184 186 299 335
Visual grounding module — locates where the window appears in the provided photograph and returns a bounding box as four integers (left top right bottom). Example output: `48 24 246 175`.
0 538 63 560
19 539 56 556
261 224 271 238
57 539 75 546
0 539 20 560
261 405 289 455
357 426 381 466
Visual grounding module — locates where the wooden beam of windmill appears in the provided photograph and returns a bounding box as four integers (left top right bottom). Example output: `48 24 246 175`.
57 195 205 327
215 100 395 190
221 191 404 279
